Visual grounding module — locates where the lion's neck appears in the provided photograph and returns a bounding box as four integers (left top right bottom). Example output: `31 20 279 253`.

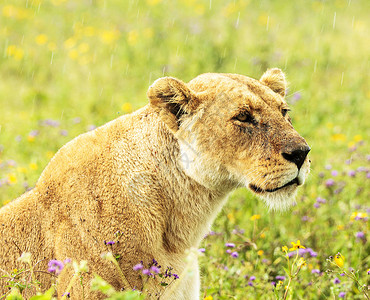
153 121 231 253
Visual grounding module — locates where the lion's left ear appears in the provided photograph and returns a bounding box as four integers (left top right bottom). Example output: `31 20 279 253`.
147 76 198 132
260 68 287 97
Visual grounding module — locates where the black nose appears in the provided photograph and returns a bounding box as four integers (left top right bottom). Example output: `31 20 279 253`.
282 146 311 169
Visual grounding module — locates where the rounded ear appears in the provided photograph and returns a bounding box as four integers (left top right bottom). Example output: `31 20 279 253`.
260 68 287 97
147 77 198 132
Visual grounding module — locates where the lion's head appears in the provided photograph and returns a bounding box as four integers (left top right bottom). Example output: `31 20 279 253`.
147 69 310 211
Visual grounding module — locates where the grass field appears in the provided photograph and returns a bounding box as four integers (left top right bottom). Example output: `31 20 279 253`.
0 0 369 299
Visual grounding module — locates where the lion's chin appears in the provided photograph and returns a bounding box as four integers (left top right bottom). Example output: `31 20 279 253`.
255 186 298 212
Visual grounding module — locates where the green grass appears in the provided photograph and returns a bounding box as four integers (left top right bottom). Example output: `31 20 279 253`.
0 0 369 299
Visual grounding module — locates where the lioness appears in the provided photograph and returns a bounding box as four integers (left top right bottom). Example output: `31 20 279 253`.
0 69 310 299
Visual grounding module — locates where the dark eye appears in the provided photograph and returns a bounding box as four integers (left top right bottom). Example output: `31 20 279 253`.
282 108 290 117
234 112 256 124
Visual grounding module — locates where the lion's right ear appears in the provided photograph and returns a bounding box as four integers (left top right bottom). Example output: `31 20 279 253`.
147 77 198 132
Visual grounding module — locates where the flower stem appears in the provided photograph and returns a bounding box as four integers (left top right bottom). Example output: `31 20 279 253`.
283 276 292 300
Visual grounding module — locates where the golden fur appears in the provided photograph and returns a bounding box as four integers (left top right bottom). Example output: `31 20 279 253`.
0 69 310 299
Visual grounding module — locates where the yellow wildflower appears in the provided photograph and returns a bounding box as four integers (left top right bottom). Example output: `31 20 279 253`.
8 174 17 184
298 257 307 267
203 296 213 300
353 134 362 142
147 0 162 5
250 214 261 221
64 38 76 49
337 225 344 230
260 233 266 239
121 103 133 113
101 29 120 44
2 199 11 205
29 163 38 170
257 250 264 256
46 151 54 159
282 246 288 253
17 167 28 174
6 45 24 60
27 135 35 142
48 42 57 51
227 213 235 223
68 49 79 60
331 133 346 142
35 34 48 45
334 252 345 268
289 240 305 251
127 30 138 46
78 43 90 54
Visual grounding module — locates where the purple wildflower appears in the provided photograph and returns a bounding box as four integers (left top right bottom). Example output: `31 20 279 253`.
314 202 320 209
249 276 256 281
104 241 115 245
271 281 276 286
133 263 143 271
62 293 70 298
248 281 254 286
29 130 39 137
142 269 151 276
355 232 365 240
325 179 335 187
198 248 205 253
348 170 356 177
292 92 302 101
48 259 64 275
150 266 160 274
367 173 370 179
276 275 286 281
316 197 326 204
60 129 68 136
42 119 60 127
331 170 338 176
367 269 370 275
338 292 346 298
73 117 81 124
301 216 309 221
88 125 96 131
225 243 235 248
173 273 179 279
325 164 332 170
333 277 341 284
311 269 321 274
231 251 239 258
340 273 345 276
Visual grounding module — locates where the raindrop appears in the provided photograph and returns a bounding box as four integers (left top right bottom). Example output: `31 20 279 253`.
333 12 336 29
233 58 238 71
340 72 344 86
314 60 317 73
266 16 270 31
209 0 212 9
235 12 240 28
351 16 355 28
50 52 54 65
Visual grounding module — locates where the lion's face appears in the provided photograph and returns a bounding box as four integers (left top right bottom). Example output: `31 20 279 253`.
148 69 310 211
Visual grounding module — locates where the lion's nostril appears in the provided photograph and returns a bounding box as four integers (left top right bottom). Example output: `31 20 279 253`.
282 146 310 169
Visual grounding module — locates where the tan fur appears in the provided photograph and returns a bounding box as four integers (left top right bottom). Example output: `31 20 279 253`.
0 70 310 299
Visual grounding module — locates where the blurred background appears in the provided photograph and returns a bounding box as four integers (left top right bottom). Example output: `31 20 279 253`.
0 0 369 298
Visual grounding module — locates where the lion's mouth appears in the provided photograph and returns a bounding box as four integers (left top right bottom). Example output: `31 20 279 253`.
249 177 300 194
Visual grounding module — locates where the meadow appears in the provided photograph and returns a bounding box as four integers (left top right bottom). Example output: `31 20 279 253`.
0 0 369 299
